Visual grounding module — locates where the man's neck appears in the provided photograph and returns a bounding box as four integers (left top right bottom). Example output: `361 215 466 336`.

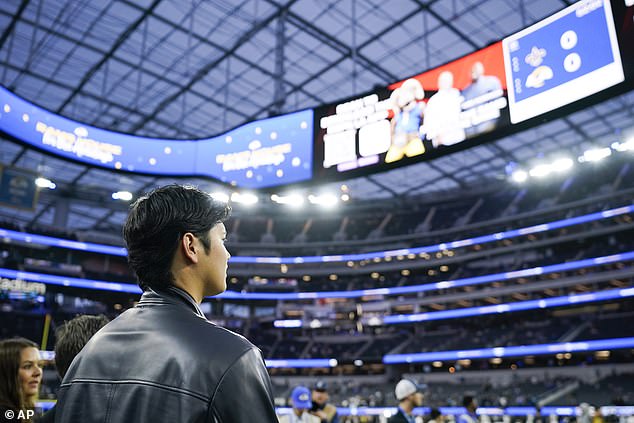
400 401 413 414
172 278 203 303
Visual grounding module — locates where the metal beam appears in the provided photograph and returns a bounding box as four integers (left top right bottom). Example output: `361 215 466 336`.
0 0 30 51
0 6 252 126
92 178 159 230
22 0 112 97
427 161 468 189
411 0 479 50
244 0 436 121
366 175 399 198
118 0 322 104
9 0 90 89
10 146 27 166
56 0 163 114
129 0 300 133
283 11 397 82
0 61 199 138
271 10 286 115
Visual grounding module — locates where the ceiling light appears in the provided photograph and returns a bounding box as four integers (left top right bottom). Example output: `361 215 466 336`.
552 157 573 172
580 147 611 162
210 192 230 203
231 192 258 205
511 170 528 183
271 193 304 207
35 177 56 190
112 191 132 201
612 139 634 152
308 193 338 207
529 163 551 178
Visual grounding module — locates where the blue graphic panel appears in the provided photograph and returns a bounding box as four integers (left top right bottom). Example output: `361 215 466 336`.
0 87 313 188
508 2 615 101
502 0 624 123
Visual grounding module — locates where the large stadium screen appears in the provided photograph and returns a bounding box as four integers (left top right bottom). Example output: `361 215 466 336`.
503 0 624 123
313 0 632 181
0 86 314 189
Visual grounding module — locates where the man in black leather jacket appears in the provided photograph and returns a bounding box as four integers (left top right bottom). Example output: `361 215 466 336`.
54 184 278 422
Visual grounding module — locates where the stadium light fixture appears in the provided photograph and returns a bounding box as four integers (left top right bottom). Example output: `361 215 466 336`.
112 191 133 201
611 139 634 152
35 177 56 190
231 192 258 206
511 170 528 183
308 193 338 207
210 192 230 203
528 163 551 178
551 157 573 172
271 193 304 207
580 147 611 162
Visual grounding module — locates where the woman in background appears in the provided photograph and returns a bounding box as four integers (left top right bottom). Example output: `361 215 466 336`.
0 338 42 422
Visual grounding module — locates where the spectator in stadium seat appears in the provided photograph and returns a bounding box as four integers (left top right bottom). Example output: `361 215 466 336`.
38 315 110 423
310 381 339 423
279 386 320 423
389 379 424 423
0 338 42 423
54 184 278 423
428 408 444 423
458 395 479 423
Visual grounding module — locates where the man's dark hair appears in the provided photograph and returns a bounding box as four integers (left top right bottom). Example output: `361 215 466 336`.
430 408 442 420
123 184 230 291
54 315 110 378
462 395 475 408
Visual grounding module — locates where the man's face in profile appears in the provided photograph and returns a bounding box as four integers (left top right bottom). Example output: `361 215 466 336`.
200 222 231 296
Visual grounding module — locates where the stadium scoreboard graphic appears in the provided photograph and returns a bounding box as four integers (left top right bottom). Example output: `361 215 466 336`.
0 0 631 189
0 87 314 189
503 0 624 123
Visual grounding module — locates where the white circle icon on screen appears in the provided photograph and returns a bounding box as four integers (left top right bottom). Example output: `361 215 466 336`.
564 53 581 72
560 30 577 50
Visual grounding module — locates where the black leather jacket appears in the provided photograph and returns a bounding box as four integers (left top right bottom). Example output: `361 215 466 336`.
54 287 278 422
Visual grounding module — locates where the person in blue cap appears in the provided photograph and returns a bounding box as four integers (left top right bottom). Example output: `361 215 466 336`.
279 386 320 423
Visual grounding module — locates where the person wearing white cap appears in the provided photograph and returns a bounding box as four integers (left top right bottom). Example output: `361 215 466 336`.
279 386 320 423
388 379 424 423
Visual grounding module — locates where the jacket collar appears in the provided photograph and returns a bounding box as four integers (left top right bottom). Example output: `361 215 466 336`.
138 286 207 319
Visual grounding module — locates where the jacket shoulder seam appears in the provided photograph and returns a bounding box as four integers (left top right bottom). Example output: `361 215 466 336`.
59 378 210 402
207 346 257 410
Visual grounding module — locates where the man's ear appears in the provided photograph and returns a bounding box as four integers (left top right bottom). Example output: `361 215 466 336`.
181 232 199 264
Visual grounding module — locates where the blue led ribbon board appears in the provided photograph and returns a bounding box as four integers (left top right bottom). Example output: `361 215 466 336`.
0 87 313 189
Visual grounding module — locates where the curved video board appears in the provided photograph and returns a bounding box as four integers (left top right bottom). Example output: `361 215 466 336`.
0 86 313 189
313 0 633 182
0 0 632 189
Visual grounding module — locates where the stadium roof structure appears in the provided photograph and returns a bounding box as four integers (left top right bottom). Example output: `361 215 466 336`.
0 0 633 231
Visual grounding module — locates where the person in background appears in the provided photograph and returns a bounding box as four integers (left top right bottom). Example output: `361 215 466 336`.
310 381 339 423
37 315 110 423
279 386 320 423
428 408 443 423
458 396 479 423
0 338 42 423
388 379 424 423
54 184 278 422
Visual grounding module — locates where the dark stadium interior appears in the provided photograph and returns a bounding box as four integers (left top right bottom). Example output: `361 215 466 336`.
1 0 633 421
